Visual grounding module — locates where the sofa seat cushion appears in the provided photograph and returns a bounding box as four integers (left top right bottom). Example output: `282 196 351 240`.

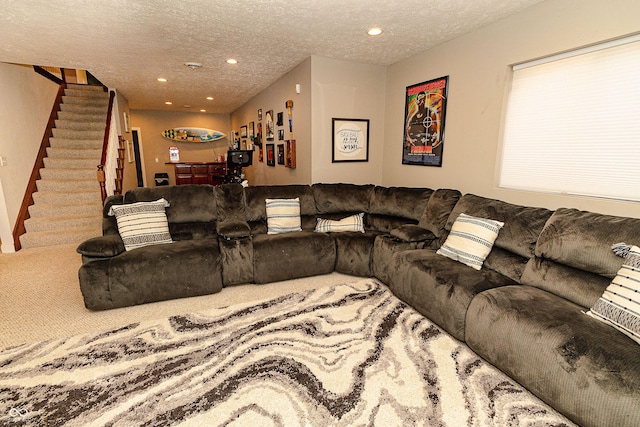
252 231 336 284
390 249 516 341
466 285 640 427
79 239 223 310
332 231 380 277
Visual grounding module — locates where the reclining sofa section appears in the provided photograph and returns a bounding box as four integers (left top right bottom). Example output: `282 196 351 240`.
77 183 640 427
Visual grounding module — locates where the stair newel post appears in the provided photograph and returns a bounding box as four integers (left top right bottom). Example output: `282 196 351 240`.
97 165 107 203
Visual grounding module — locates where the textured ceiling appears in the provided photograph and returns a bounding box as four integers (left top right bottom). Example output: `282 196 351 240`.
0 0 544 114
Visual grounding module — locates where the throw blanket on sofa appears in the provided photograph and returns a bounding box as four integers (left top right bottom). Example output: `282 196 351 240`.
0 280 574 426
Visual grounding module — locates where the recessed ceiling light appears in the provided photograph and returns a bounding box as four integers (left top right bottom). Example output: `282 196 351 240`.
200 109 206 112
367 27 383 36
157 77 167 82
226 58 238 64
183 105 191 108
165 101 172 105
206 96 214 100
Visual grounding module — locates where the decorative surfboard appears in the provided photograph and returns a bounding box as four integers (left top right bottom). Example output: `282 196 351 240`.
162 127 226 143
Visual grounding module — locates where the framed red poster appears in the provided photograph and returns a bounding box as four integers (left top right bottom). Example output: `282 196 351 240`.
403 76 449 167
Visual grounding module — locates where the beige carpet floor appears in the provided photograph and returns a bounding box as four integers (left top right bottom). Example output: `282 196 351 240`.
0 243 354 349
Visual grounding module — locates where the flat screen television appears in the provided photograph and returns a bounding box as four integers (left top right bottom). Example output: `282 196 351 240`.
227 150 253 168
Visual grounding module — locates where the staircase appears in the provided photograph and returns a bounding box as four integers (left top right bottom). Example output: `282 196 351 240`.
19 84 108 249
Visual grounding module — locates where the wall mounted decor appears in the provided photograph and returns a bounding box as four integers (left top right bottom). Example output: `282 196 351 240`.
258 109 262 121
332 118 369 163
162 127 226 143
278 129 284 141
403 75 449 167
265 110 274 140
123 112 130 133
277 112 283 126
240 125 247 138
249 122 254 140
277 144 285 165
266 143 275 166
286 140 296 169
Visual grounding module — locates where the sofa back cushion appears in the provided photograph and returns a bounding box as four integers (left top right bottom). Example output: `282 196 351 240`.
445 194 553 281
312 183 374 215
367 186 432 232
244 185 315 233
521 208 640 308
418 188 461 244
102 194 124 235
124 185 217 223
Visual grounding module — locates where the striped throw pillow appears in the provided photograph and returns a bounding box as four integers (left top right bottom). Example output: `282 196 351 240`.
315 213 365 233
436 213 504 270
587 245 640 344
265 198 302 234
109 198 173 251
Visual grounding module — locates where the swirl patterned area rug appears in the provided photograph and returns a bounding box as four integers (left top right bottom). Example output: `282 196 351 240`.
0 280 575 426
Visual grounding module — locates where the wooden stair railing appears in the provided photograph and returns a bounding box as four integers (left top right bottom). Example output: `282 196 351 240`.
97 90 117 202
11 83 67 251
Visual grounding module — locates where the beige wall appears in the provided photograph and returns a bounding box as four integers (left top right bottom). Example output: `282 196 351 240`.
382 0 640 218
129 110 231 187
0 63 59 252
230 58 312 185
310 56 386 184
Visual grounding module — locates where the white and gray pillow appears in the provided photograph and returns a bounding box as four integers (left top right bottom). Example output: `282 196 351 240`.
315 213 365 233
109 198 172 251
587 245 640 344
436 213 504 270
265 198 302 234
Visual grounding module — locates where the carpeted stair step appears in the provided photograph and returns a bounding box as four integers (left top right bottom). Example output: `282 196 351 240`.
64 87 108 98
39 167 96 180
28 201 102 219
57 111 106 123
55 119 105 131
19 227 102 250
32 189 102 205
46 146 102 159
51 128 104 140
49 138 103 150
44 157 99 169
61 94 109 106
59 103 109 115
24 215 102 233
36 178 97 192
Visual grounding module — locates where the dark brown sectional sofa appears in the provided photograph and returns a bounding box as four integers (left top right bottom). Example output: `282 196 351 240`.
77 183 640 427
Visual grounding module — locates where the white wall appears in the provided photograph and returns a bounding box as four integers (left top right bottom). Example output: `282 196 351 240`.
0 63 59 252
382 0 640 218
311 56 386 184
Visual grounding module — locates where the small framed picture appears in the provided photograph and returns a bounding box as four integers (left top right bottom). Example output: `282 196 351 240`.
265 110 274 140
249 121 255 139
277 112 284 126
240 125 248 138
332 118 369 162
278 129 284 140
266 143 275 166
258 109 263 121
277 144 285 164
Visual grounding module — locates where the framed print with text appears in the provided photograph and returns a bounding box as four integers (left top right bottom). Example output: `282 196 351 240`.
403 75 449 167
332 118 369 162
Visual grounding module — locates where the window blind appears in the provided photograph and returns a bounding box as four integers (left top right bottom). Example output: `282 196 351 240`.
499 35 640 202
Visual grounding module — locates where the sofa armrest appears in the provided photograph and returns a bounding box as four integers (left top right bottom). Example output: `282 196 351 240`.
76 235 125 258
389 224 436 243
217 221 252 240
